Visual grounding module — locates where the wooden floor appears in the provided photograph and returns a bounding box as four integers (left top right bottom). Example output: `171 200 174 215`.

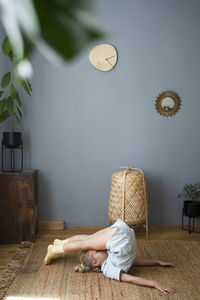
0 225 200 276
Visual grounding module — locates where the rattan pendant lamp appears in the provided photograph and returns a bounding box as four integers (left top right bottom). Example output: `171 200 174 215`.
108 167 149 240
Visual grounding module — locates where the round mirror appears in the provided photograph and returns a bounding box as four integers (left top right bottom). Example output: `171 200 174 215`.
155 91 181 117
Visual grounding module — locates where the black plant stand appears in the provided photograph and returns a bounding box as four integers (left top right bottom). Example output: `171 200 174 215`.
1 140 23 172
182 201 200 234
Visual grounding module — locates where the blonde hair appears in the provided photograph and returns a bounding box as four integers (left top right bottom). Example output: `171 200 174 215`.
74 251 101 273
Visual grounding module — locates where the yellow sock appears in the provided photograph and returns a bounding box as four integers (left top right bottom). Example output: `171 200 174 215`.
44 245 64 265
53 238 69 246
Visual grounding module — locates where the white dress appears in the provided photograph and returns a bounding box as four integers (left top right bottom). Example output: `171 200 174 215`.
101 219 137 281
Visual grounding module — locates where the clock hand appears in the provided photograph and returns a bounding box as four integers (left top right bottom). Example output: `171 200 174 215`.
106 55 115 60
106 59 114 67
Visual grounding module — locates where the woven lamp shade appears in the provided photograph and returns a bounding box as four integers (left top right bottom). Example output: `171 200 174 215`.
108 167 149 238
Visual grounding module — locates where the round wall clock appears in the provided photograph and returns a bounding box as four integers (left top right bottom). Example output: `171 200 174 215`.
89 44 118 71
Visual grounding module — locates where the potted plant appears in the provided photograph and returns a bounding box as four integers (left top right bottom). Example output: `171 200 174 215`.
0 36 32 149
178 183 200 217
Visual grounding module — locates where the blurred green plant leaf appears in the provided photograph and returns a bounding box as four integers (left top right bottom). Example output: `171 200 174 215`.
0 0 103 68
6 96 13 114
0 32 32 130
16 93 22 107
2 36 12 55
8 51 14 62
0 98 6 115
0 0 101 129
33 0 103 62
0 110 9 123
14 112 21 124
16 105 22 120
22 80 31 96
10 83 17 99
27 79 32 92
0 0 40 61
1 72 11 88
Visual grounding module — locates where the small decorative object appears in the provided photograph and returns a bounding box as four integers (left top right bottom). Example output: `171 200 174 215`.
0 36 32 171
108 167 149 239
155 91 181 117
178 183 200 233
89 44 118 71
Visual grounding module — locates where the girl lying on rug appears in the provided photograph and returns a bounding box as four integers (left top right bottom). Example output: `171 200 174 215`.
44 219 176 294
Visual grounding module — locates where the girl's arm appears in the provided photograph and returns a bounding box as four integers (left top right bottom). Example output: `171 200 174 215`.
120 273 176 294
133 257 175 267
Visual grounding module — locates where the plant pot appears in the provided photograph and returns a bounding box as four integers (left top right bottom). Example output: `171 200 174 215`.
183 200 200 217
2 132 22 149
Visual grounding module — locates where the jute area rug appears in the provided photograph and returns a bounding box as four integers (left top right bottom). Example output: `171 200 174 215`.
0 240 200 300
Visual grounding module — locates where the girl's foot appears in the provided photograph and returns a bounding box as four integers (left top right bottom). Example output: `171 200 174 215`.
44 245 64 264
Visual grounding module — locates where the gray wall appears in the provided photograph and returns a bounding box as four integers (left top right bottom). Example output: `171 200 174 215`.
1 0 200 227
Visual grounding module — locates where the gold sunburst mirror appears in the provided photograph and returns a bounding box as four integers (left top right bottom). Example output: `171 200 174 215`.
155 91 181 117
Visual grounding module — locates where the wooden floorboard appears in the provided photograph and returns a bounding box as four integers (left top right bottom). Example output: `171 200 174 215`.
0 226 200 276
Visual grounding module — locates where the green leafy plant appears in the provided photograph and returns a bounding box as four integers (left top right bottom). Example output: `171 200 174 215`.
177 183 200 201
0 36 32 131
0 0 103 78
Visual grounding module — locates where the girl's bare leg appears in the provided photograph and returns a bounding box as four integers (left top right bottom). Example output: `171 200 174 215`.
46 225 115 264
54 226 114 246
86 226 113 239
63 226 116 252
54 235 89 246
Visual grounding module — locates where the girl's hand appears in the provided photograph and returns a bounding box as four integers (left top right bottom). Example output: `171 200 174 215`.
154 281 176 294
158 260 176 267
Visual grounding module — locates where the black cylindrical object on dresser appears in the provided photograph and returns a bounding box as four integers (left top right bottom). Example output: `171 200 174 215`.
1 131 23 172
2 132 22 148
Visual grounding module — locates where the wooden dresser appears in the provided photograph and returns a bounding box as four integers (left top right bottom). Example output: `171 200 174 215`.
0 170 38 244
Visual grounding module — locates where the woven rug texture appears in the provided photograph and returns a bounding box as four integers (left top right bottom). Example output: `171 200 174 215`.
0 240 200 300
